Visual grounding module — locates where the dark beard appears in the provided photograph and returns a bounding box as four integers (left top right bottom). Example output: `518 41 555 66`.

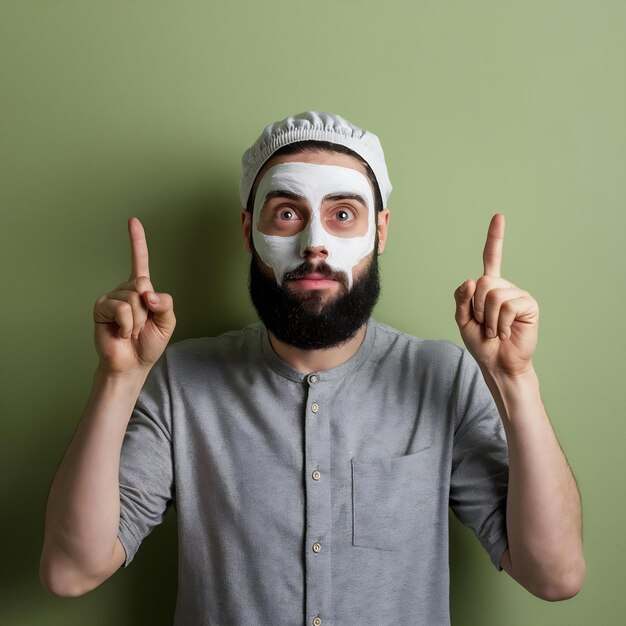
248 252 380 350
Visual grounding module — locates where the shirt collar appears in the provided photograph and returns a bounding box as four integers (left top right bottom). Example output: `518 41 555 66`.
259 318 377 383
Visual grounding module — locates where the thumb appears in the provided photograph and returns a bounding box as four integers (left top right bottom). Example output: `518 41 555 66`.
454 279 476 329
145 292 176 334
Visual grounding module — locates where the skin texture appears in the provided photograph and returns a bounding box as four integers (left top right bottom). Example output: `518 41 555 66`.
252 162 375 287
40 149 584 602
40 218 175 596
93 218 176 373
453 214 585 599
241 150 389 373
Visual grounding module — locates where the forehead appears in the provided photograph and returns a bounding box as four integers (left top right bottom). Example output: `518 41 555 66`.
251 150 372 201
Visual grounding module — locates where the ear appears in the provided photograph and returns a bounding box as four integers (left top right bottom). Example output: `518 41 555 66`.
376 209 390 254
241 210 252 253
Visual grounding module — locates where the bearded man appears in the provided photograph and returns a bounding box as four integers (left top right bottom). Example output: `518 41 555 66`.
40 111 585 625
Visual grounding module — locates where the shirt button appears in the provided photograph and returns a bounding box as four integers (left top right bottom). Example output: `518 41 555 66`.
312 470 321 481
312 542 322 553
311 402 319 413
308 373 319 384
313 618 322 626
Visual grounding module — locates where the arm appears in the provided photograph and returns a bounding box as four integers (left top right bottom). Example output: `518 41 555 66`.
39 218 175 597
481 366 584 600
40 369 147 597
453 214 585 600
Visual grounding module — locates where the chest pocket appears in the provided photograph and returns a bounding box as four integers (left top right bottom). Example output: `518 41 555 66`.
351 447 438 551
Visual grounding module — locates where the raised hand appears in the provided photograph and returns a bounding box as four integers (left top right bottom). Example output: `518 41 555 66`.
93 218 176 374
453 214 539 376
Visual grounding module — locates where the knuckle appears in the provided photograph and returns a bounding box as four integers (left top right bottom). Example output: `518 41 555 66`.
501 299 514 313
126 290 142 308
116 280 132 291
476 275 491 290
94 293 108 307
485 290 503 306
114 300 132 316
134 276 153 292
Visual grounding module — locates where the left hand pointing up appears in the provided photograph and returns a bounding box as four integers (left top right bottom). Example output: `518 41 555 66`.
454 214 539 377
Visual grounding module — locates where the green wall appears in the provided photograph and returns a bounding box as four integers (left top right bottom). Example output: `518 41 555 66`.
2 1 624 624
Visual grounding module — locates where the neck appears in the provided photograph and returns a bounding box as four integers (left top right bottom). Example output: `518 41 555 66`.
268 324 367 374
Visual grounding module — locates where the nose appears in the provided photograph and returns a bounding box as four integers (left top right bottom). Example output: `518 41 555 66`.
298 216 329 261
301 245 328 261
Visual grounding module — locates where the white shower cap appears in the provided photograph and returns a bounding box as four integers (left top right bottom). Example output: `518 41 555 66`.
239 111 392 209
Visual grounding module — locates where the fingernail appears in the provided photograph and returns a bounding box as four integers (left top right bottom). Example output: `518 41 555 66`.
486 327 496 339
148 293 159 304
499 331 507 341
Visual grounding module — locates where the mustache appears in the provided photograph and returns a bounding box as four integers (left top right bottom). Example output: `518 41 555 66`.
283 262 349 287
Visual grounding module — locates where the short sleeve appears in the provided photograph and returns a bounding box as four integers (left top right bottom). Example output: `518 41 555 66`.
117 353 174 566
449 349 509 570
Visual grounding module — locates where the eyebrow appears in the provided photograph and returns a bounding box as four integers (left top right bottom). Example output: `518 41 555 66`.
263 190 305 203
262 190 367 206
323 193 367 206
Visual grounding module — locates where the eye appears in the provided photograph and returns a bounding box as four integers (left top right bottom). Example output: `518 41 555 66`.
278 208 300 221
333 208 355 222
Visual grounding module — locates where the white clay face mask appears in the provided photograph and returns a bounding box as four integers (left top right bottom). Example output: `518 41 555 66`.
252 162 376 289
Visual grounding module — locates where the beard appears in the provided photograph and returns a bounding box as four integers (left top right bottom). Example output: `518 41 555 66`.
248 249 381 350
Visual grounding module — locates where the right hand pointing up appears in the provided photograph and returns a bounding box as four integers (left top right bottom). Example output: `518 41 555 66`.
93 217 176 374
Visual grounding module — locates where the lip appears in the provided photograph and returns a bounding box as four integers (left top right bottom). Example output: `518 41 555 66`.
288 273 338 290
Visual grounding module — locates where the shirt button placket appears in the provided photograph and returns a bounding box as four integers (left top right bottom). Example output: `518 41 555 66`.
303 372 331 625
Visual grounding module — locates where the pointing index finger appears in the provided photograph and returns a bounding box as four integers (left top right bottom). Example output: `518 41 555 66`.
482 213 505 277
128 217 150 280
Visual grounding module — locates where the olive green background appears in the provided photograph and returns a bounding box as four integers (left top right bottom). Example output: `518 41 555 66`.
1 1 624 624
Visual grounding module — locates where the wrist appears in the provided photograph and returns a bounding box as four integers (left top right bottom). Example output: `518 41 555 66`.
479 364 544 427
480 362 537 388
93 364 150 397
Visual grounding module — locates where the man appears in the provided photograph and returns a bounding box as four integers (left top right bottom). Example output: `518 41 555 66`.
40 111 585 625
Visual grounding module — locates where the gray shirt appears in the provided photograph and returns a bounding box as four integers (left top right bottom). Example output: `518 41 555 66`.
118 320 509 626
